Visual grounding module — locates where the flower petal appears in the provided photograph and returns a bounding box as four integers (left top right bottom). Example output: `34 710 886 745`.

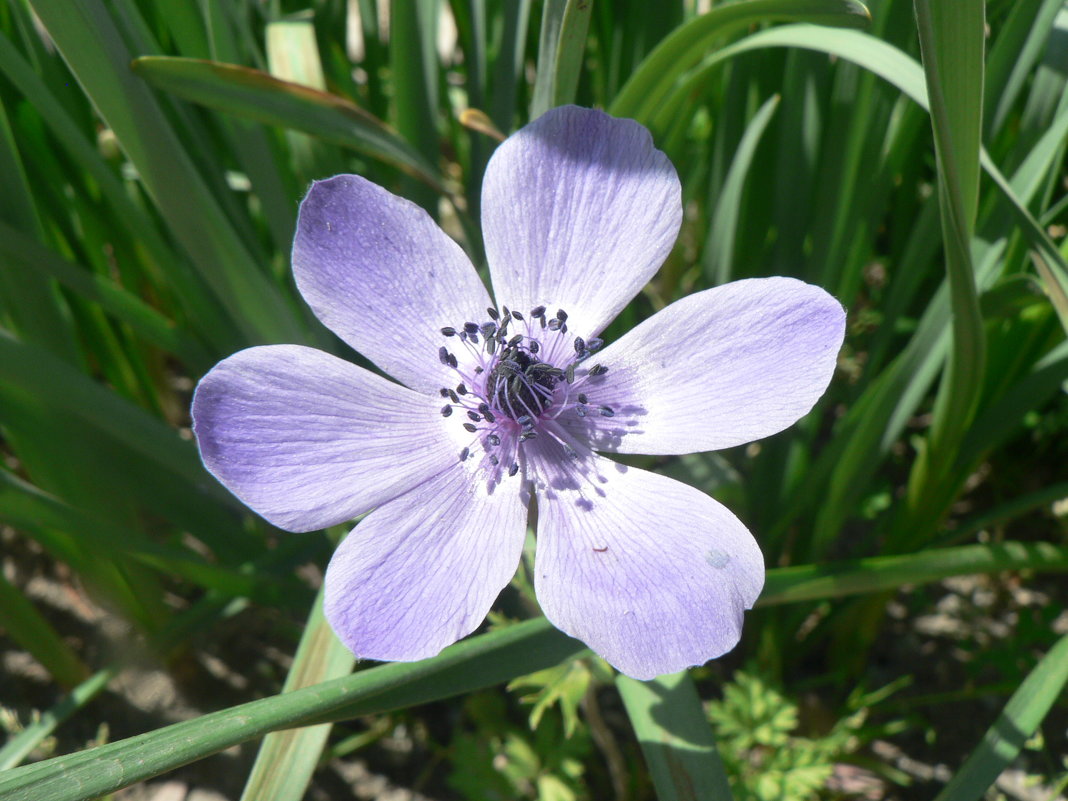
571 277 845 454
292 174 492 393
481 106 681 338
192 344 458 532
528 441 764 680
324 463 528 662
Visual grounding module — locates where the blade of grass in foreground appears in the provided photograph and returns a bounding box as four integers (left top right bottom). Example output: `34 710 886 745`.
617 671 734 801
0 620 585 801
530 0 594 117
933 631 1068 801
5 539 1065 800
130 57 443 192
238 583 354 801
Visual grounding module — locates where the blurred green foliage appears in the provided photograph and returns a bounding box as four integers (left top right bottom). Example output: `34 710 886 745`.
0 0 1066 799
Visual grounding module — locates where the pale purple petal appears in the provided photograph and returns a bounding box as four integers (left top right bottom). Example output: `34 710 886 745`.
324 464 527 661
292 175 492 393
481 106 681 339
528 440 764 680
192 345 458 532
569 277 845 454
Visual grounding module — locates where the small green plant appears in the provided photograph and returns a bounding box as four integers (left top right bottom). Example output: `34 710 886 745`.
707 668 897 801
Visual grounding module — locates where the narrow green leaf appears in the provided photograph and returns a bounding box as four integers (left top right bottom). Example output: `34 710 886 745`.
933 632 1068 801
0 619 584 801
0 668 116 771
531 0 594 117
131 56 444 191
910 0 986 491
609 0 871 122
28 0 303 345
239 587 354 801
0 570 89 689
704 94 780 284
760 542 1068 607
616 671 734 801
0 222 210 367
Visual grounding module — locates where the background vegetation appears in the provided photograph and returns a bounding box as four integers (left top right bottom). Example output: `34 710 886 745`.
0 0 1066 799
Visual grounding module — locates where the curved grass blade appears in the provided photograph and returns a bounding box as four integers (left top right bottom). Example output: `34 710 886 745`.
531 0 594 117
238 584 354 801
609 0 871 122
0 571 89 690
0 667 116 771
616 671 734 801
0 222 211 368
703 93 780 285
932 631 1068 801
0 620 584 801
130 56 444 193
908 0 986 509
759 541 1068 606
28 0 303 346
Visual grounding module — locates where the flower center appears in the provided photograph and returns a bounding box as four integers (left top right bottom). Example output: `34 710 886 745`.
436 305 612 478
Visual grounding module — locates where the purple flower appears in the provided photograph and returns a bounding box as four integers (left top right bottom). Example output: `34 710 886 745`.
192 106 845 680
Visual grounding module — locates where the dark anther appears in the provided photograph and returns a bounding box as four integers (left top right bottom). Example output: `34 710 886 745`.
599 405 615 417
487 307 500 320
530 305 546 318
511 310 525 321
574 336 586 355
478 403 491 414
486 338 497 355
509 462 520 477
483 410 496 423
441 405 453 417
530 341 540 354
547 318 561 331
448 389 460 404
468 331 479 345
565 364 576 384
447 353 458 369
441 326 456 337
556 309 568 322
490 455 500 466
519 430 537 442
456 383 468 395
516 415 533 427
474 366 484 374
587 337 603 351
480 322 497 338
439 388 450 397
463 422 478 433
487 433 501 446
467 411 481 422
578 393 588 404
438 346 450 365
463 322 479 334
459 447 469 461
560 323 568 334
508 334 523 347
502 305 511 318
589 364 608 376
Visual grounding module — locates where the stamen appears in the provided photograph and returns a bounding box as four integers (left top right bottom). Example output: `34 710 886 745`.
588 364 608 376
463 423 478 433
441 405 452 417
599 405 614 417
509 462 520 477
487 307 500 321
467 411 481 422
459 447 469 461
441 326 456 337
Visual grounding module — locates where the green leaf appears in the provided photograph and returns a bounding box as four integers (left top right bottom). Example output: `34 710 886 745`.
760 542 1068 606
0 570 89 690
703 93 780 284
239 586 354 801
933 631 1068 801
610 0 871 122
531 0 594 117
131 56 444 192
617 671 734 801
28 0 304 346
0 619 584 801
